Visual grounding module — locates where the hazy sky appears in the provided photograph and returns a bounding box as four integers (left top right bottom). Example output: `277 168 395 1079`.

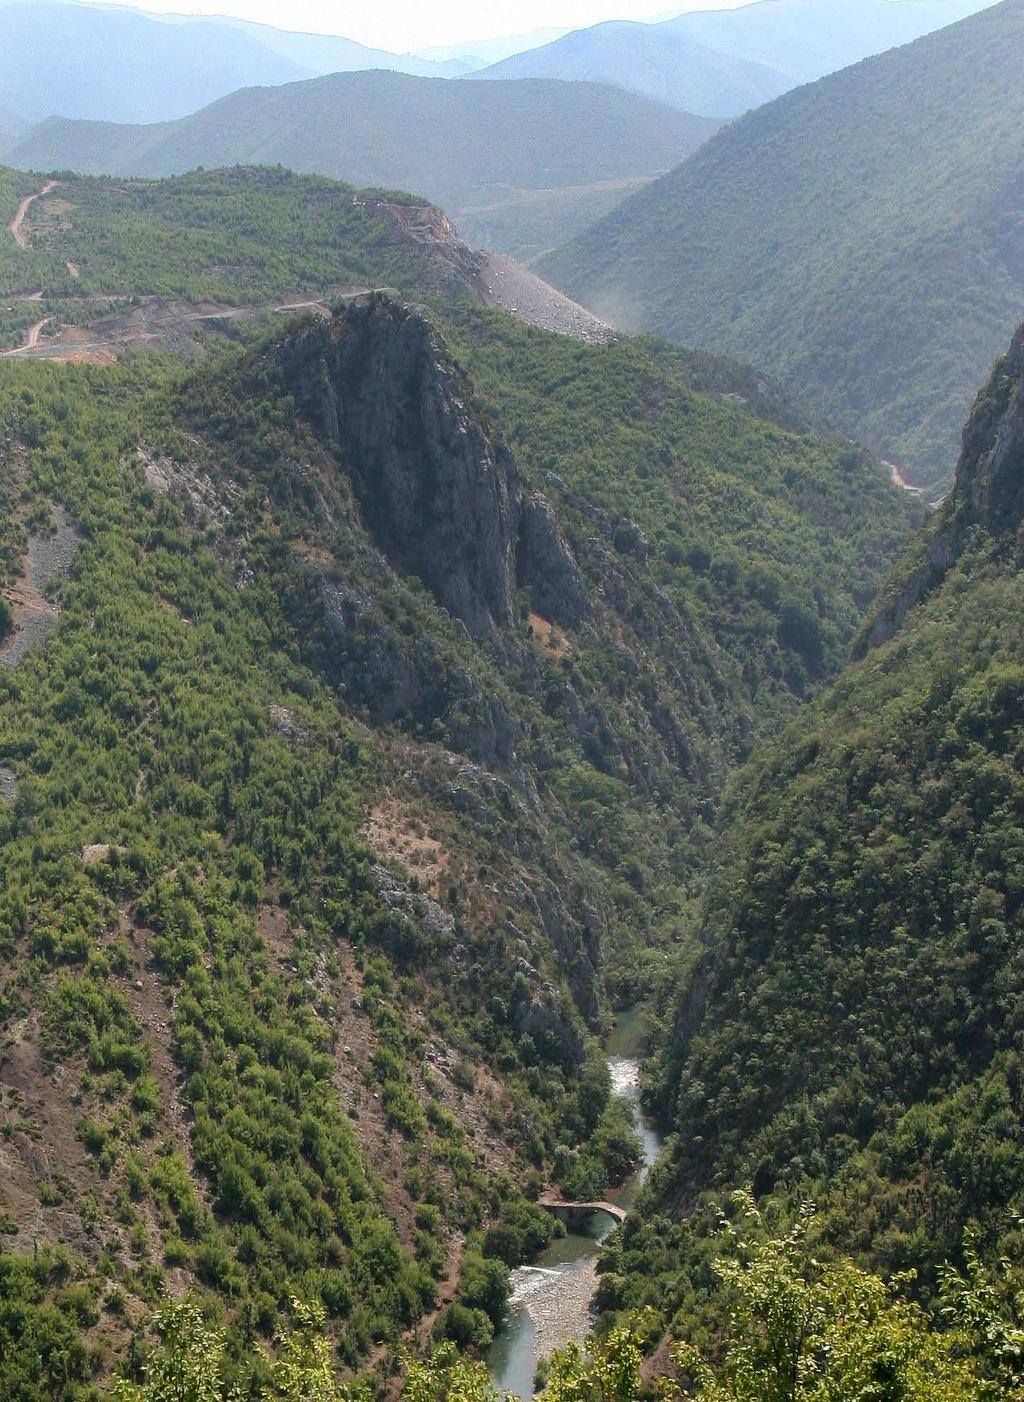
128 0 752 53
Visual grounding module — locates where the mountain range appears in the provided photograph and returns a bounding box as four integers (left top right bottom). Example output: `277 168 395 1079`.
472 0 994 115
1 71 719 262
0 0 996 136
0 0 464 126
3 0 1024 1393
658 0 994 82
472 23 790 119
543 0 1024 491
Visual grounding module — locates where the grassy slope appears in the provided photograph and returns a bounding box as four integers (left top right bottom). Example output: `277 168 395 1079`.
542 0 1024 491
3 72 719 262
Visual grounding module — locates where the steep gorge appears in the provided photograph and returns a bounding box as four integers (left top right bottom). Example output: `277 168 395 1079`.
0 289 919 1392
618 316 1024 1329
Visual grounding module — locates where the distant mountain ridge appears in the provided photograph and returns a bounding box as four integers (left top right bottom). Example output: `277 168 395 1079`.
0 104 23 150
3 70 719 261
203 12 471 79
662 0 996 82
475 0 995 118
471 22 789 118
0 0 458 125
542 0 1024 492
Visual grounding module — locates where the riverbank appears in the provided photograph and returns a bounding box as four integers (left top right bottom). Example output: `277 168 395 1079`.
487 1010 662 1399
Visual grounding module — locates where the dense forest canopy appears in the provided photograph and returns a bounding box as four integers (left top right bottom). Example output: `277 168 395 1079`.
599 321 1024 1360
2 0 1024 1379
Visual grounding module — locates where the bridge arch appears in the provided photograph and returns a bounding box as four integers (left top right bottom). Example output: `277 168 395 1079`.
537 1195 627 1227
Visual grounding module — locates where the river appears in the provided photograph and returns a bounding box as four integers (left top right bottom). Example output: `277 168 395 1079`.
486 1009 663 1399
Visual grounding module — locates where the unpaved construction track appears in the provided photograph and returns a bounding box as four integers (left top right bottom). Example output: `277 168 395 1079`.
3 187 611 360
0 316 54 359
9 180 58 250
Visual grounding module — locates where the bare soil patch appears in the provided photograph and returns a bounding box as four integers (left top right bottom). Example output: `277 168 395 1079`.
363 801 450 896
478 252 614 344
528 611 570 660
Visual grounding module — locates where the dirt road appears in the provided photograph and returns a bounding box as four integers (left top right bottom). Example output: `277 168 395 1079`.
0 317 52 358
9 180 58 250
22 317 50 349
0 290 351 360
884 459 926 495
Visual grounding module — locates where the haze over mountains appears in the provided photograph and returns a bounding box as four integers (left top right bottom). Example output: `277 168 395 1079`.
0 103 23 148
2 71 719 260
472 0 993 113
0 0 997 133
473 23 789 118
658 0 993 82
0 0 462 125
544 0 1024 490
0 0 1001 264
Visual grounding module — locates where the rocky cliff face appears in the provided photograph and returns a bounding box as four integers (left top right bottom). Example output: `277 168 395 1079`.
273 296 584 639
857 321 1024 654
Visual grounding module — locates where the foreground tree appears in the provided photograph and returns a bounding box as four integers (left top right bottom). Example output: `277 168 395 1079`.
113 1297 233 1402
675 1193 986 1402
115 1222 1024 1402
113 1294 364 1402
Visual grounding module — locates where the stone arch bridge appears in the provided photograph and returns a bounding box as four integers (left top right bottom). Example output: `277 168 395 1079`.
538 1191 627 1229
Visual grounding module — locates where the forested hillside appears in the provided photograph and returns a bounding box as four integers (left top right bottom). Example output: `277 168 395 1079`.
604 317 1024 1350
0 276 917 1391
0 168 444 302
543 0 1024 492
0 164 615 362
3 73 718 262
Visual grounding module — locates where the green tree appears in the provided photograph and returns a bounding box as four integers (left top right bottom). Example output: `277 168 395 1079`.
542 1321 645 1402
272 1297 347 1402
113 1296 236 1402
677 1193 984 1402
939 1237 1024 1398
403 1342 509 1402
